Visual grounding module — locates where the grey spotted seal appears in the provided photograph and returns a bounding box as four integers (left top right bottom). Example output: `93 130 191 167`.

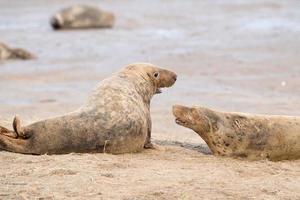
0 63 177 154
0 42 35 60
173 105 300 161
51 5 115 30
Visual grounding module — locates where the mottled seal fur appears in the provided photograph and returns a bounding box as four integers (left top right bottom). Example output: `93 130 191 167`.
0 42 35 60
173 105 300 161
51 5 115 30
0 63 176 154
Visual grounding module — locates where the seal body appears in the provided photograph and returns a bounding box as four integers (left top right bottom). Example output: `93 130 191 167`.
0 63 176 154
51 5 115 30
173 105 300 161
0 42 35 60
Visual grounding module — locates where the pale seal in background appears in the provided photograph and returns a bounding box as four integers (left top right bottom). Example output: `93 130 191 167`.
51 5 115 30
173 105 300 161
0 42 35 60
0 63 177 154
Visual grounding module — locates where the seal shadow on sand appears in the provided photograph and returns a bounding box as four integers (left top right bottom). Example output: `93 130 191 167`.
154 139 212 155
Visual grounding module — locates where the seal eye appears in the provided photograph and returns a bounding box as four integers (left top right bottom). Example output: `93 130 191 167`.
153 72 159 78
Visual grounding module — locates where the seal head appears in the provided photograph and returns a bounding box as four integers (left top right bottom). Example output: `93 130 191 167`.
51 14 64 29
173 105 220 153
122 63 177 96
173 105 212 134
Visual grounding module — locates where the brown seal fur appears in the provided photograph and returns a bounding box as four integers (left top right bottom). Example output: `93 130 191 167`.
0 63 176 154
173 105 300 161
0 42 36 60
51 5 115 30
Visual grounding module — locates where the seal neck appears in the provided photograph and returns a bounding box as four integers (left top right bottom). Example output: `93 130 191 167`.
118 72 156 105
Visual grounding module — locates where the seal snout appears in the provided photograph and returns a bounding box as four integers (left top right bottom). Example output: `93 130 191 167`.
172 73 177 82
172 105 190 126
159 70 177 88
51 14 63 30
51 18 60 29
171 72 177 84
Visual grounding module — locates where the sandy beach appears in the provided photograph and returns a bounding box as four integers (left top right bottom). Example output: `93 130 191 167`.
0 0 299 199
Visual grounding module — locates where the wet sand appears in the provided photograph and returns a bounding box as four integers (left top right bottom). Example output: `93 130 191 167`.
0 0 300 199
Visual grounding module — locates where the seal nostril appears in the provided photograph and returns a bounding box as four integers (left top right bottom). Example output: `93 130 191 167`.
51 18 60 29
173 75 177 82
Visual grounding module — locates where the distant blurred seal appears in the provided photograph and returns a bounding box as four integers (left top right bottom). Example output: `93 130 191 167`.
0 42 35 60
0 63 177 154
173 105 300 161
51 5 115 30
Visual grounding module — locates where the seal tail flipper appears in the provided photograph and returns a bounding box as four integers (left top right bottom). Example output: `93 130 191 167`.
0 115 30 139
11 48 36 60
0 125 18 138
13 115 32 139
0 134 31 154
13 115 26 138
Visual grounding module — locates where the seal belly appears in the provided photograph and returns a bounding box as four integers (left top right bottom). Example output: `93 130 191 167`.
25 113 104 154
26 103 148 154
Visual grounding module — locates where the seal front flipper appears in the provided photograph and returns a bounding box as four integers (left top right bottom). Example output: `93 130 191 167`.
144 142 155 149
144 117 155 149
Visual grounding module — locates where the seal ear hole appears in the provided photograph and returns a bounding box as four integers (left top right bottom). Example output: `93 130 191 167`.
153 72 159 78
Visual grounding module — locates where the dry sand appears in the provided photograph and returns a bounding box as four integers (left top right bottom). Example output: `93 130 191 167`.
0 0 299 199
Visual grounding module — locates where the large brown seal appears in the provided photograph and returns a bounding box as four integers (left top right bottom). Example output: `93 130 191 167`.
51 5 115 30
0 63 176 154
0 42 35 60
173 105 300 161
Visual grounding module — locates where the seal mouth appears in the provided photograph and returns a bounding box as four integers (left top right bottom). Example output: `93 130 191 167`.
156 88 162 94
175 118 187 126
173 105 193 127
